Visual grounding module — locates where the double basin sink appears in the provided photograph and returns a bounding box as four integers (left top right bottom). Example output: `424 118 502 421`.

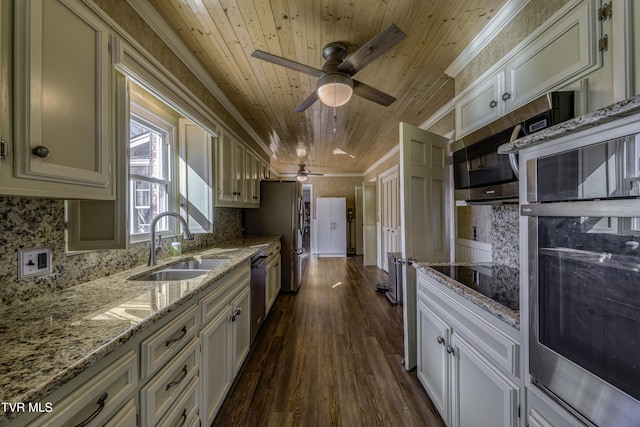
132 257 230 281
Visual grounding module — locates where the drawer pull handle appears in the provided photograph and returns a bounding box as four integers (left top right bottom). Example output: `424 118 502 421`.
165 326 187 347
489 100 497 108
178 408 187 427
231 308 242 322
436 336 445 345
446 345 455 355
166 365 188 391
75 392 108 427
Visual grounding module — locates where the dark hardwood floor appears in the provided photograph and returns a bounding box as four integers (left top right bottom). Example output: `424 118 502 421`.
212 256 446 427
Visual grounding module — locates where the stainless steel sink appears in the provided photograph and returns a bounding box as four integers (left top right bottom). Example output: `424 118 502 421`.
165 258 229 270
130 257 230 281
132 269 208 281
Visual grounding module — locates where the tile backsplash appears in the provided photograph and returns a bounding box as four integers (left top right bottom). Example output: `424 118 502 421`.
0 197 241 307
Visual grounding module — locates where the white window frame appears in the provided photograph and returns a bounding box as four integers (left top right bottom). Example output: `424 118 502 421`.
128 100 178 244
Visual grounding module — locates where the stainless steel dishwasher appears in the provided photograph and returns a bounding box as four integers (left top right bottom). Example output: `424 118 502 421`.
250 250 268 343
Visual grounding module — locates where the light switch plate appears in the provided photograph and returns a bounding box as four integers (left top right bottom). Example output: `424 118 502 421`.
18 247 53 279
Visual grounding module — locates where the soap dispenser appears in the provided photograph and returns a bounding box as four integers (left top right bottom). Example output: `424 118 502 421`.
171 237 182 256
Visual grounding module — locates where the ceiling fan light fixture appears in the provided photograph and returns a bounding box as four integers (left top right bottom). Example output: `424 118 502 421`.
296 173 308 182
317 73 353 107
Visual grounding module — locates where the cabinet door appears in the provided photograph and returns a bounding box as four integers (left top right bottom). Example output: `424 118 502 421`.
316 197 333 254
417 301 451 425
245 149 260 205
179 118 213 233
13 0 112 195
230 286 250 377
331 197 347 254
504 0 598 112
265 252 281 313
233 140 245 203
216 131 235 204
200 305 232 427
451 333 519 427
455 72 504 138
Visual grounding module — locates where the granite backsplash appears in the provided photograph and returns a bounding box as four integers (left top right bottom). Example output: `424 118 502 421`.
0 197 242 307
491 204 520 268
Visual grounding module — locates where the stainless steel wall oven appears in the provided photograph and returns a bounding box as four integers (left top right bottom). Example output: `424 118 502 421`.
522 131 640 426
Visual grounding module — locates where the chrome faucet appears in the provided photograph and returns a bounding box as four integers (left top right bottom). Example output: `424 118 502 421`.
148 212 195 266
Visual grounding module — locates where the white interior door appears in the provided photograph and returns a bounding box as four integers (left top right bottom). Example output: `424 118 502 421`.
399 122 449 370
362 182 377 265
379 167 400 271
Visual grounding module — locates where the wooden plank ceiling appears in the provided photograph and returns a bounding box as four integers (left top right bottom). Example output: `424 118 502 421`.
148 0 507 175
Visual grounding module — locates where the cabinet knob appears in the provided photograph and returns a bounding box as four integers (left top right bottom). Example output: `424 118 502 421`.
437 336 445 345
489 100 498 108
446 345 455 355
501 92 511 101
31 145 50 158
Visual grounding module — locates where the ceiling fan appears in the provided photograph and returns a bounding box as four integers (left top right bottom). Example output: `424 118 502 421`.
251 23 406 112
296 164 323 182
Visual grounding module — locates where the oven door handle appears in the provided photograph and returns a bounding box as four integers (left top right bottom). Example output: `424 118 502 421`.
508 124 522 178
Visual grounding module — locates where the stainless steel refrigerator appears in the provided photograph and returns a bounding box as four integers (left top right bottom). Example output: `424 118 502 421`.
243 180 307 292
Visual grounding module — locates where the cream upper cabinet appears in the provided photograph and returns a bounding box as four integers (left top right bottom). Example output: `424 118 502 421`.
455 72 505 139
456 0 600 138
213 128 262 208
3 0 115 199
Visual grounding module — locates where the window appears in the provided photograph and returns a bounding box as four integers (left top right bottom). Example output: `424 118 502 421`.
129 99 177 241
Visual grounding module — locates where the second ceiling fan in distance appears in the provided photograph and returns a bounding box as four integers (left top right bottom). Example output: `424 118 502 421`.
251 23 406 112
295 164 323 182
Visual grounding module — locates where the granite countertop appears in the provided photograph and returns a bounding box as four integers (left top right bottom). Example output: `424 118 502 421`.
498 94 640 154
413 262 520 330
0 235 279 424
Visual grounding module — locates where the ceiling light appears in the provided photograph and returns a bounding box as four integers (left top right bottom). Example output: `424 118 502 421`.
333 148 347 155
317 73 353 107
296 173 308 182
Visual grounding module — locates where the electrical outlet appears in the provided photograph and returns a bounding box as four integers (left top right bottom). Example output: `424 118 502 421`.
18 248 53 279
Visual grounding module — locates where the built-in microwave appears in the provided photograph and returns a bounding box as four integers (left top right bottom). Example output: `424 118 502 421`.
453 92 574 202
523 131 640 427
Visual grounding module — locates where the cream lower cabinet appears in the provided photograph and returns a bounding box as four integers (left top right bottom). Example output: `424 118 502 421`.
265 240 282 314
28 350 138 427
417 271 521 427
199 264 251 426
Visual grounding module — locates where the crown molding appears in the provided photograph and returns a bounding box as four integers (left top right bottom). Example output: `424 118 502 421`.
445 0 531 78
126 0 271 157
363 144 400 177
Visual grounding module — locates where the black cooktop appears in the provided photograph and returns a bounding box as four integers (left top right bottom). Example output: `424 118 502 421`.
430 265 520 311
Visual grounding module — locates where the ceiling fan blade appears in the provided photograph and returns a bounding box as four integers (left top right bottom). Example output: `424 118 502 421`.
352 80 396 107
307 172 324 176
251 50 323 78
293 91 319 112
337 23 406 75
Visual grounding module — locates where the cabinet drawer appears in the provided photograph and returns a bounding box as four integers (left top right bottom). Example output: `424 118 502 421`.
266 241 281 256
141 305 198 378
31 350 137 427
157 376 200 427
200 264 250 325
103 399 137 427
140 337 199 426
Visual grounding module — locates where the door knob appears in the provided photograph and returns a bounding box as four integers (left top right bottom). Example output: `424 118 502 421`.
32 145 50 158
